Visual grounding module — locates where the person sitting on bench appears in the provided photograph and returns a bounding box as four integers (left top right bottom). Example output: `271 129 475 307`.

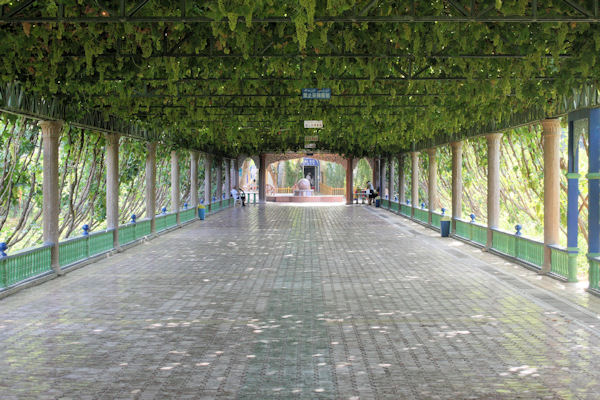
231 186 245 206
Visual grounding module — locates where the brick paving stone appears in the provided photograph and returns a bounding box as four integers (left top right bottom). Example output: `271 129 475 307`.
0 204 600 399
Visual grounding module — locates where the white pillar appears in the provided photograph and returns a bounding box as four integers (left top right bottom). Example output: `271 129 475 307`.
105 133 120 248
190 151 199 211
233 158 240 189
216 159 223 201
486 133 503 248
398 155 406 203
146 142 157 234
427 148 438 224
224 159 230 199
171 150 180 224
451 141 463 232
542 118 561 273
40 120 63 274
388 157 394 200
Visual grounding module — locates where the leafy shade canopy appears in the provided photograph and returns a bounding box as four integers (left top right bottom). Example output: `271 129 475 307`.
0 0 598 157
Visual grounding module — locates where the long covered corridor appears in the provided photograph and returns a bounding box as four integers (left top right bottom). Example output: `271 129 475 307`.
1 205 600 399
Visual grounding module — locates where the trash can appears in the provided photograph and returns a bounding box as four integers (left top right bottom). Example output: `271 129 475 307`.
375 199 381 207
440 217 451 237
198 206 205 220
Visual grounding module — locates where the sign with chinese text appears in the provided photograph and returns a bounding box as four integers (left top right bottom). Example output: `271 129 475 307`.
304 120 323 128
302 88 331 99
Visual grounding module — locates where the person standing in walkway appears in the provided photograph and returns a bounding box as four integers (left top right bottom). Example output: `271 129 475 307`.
366 181 375 205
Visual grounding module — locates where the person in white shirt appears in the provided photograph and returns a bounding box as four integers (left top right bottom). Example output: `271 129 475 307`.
366 181 375 205
231 186 245 206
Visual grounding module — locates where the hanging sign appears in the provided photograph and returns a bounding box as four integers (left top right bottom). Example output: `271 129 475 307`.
304 135 319 142
302 88 331 99
304 143 316 149
302 158 320 166
304 120 323 129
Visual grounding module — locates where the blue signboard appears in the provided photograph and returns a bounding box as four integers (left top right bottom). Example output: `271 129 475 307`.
302 158 320 166
302 88 331 99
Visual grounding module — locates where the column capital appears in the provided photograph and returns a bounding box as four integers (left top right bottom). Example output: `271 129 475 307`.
486 132 503 141
450 141 463 150
541 118 561 136
38 120 63 138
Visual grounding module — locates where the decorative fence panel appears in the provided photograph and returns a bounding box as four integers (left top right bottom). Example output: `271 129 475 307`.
118 224 136 246
165 213 177 228
492 229 517 256
390 201 399 212
136 219 152 238
59 236 88 267
472 224 488 246
155 215 168 232
89 230 114 256
550 246 569 279
180 209 196 223
414 208 429 223
590 257 600 291
400 204 411 216
515 236 544 268
431 213 442 228
455 219 471 240
1 245 52 288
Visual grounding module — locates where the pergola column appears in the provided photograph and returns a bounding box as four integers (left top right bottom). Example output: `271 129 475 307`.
171 150 180 224
427 148 438 225
567 117 581 282
380 158 387 198
190 151 199 211
204 155 212 211
105 133 120 249
259 154 266 203
411 151 419 217
398 155 406 203
146 142 157 234
451 141 463 233
388 157 394 201
233 158 240 188
542 118 561 274
486 133 503 248
372 158 380 192
216 159 223 202
224 159 230 199
346 157 354 205
588 108 600 286
40 120 63 274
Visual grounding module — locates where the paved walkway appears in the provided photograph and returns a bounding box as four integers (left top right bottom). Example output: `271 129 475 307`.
1 205 600 399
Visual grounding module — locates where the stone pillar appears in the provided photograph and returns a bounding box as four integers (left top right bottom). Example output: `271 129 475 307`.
486 133 503 248
380 158 387 198
372 158 379 191
427 148 438 225
204 155 212 211
190 151 199 211
105 133 120 248
388 157 394 201
542 119 561 273
216 159 223 202
40 121 63 274
233 158 239 188
171 150 180 224
451 141 463 232
146 142 157 234
346 157 354 205
398 155 406 203
224 159 230 199
411 152 419 217
259 154 267 203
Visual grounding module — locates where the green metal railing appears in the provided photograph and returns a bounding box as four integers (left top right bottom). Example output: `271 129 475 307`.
550 245 569 279
180 208 196 223
165 212 177 228
590 257 600 291
136 219 152 238
1 245 52 288
455 219 471 239
472 224 488 245
413 208 429 223
400 204 411 216
515 236 544 268
59 236 88 267
119 223 136 246
390 201 399 211
431 212 442 228
89 230 114 256
155 214 168 232
381 199 389 208
492 229 517 256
